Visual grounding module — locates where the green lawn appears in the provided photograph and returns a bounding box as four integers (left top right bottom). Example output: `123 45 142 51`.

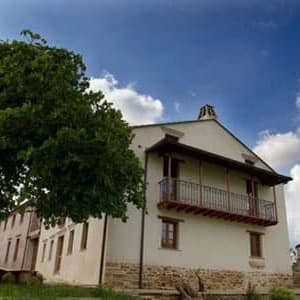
0 284 135 300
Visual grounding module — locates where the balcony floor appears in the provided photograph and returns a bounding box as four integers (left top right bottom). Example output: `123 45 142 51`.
158 200 277 227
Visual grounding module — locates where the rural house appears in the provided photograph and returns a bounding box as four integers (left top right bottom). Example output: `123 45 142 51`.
0 207 40 272
35 105 292 292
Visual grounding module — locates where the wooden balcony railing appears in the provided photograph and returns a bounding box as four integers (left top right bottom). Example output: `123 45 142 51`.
158 178 277 226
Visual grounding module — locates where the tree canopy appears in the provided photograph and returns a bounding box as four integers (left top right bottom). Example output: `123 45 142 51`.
0 30 145 226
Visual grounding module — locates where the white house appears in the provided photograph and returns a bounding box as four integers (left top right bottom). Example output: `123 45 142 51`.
35 105 292 292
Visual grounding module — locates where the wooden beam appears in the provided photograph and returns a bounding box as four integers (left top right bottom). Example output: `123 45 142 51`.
226 168 231 211
199 160 203 207
273 186 278 222
168 154 172 202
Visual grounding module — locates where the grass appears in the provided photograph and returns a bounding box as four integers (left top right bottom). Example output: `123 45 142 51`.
0 284 135 300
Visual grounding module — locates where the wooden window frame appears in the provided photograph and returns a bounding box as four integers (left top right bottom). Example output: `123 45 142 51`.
5 240 11 263
13 238 20 262
11 214 16 228
41 242 47 263
80 222 89 250
161 218 179 249
249 231 263 258
67 229 75 255
48 240 54 261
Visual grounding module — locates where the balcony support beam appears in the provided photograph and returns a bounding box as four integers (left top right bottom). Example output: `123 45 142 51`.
167 154 172 202
226 168 231 211
199 160 203 207
251 178 257 217
273 186 278 222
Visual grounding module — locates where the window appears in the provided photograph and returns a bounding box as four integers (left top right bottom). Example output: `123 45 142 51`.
245 159 254 165
48 240 54 261
249 232 263 258
20 213 24 224
80 222 89 250
4 218 8 231
5 240 11 263
13 238 20 262
11 214 16 228
41 242 47 263
67 230 74 255
54 235 64 273
161 219 178 249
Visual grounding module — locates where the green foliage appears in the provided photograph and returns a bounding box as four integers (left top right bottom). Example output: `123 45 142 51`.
0 284 134 300
0 30 145 226
269 287 296 300
246 283 261 300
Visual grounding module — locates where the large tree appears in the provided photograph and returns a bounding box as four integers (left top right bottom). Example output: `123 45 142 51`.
0 30 145 226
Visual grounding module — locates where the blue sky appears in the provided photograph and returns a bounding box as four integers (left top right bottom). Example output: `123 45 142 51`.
2 0 300 244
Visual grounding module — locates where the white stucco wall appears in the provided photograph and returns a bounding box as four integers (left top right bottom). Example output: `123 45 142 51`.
36 217 105 285
106 120 291 275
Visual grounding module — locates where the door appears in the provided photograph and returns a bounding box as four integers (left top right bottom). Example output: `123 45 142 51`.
30 238 39 271
246 180 258 216
163 157 179 201
54 235 64 273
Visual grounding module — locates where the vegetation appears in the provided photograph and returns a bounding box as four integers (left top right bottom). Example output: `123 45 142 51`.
246 283 261 300
0 284 134 300
269 287 296 300
0 30 145 226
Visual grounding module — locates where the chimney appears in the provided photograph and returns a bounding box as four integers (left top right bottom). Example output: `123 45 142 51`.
197 104 217 120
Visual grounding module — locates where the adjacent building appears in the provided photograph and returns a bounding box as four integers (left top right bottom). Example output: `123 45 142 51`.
33 105 293 292
0 207 40 272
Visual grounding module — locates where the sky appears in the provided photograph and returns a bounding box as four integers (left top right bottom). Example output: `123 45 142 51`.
1 0 300 246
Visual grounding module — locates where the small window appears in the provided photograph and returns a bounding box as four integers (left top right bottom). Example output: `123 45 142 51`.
161 220 178 249
48 240 54 261
41 242 47 263
20 213 24 224
13 238 20 262
4 218 8 231
245 159 254 165
11 214 16 228
250 232 262 258
80 222 89 250
67 230 74 255
5 240 11 263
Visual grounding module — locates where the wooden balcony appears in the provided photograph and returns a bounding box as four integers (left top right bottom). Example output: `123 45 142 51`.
158 178 277 226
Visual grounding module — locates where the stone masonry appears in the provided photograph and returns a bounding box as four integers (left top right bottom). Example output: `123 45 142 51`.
105 262 292 292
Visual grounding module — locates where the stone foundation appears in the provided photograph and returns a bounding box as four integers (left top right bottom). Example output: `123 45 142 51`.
104 262 292 292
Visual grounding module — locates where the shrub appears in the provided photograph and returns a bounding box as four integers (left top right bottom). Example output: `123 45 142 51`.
269 287 296 300
1 272 17 284
246 283 261 300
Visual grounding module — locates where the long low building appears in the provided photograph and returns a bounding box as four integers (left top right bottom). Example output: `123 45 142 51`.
33 105 293 292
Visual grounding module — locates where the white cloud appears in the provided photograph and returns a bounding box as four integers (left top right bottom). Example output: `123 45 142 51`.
174 102 180 113
286 165 300 246
88 73 164 125
296 94 300 110
253 95 300 247
253 130 300 170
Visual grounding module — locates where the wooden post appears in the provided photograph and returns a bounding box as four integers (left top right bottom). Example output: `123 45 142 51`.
273 186 278 222
199 160 202 206
251 177 256 217
226 168 231 211
168 154 172 202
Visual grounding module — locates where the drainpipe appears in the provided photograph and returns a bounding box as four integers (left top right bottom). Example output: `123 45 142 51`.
98 214 108 285
138 151 148 289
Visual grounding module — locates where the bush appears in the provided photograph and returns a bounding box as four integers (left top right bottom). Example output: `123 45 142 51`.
1 272 17 284
269 287 296 300
246 283 261 300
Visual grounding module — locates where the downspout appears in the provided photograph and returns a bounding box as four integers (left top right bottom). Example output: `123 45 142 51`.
99 214 108 285
138 150 148 289
21 211 32 270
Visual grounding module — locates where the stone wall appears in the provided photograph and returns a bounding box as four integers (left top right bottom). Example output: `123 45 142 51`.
104 262 292 292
